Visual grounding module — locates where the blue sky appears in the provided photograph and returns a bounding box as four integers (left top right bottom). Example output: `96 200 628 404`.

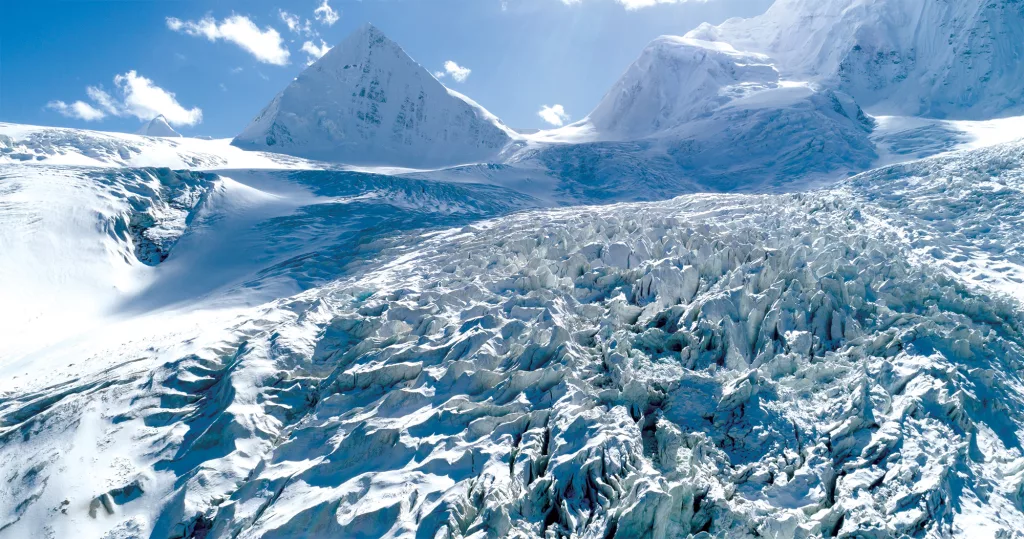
0 0 772 137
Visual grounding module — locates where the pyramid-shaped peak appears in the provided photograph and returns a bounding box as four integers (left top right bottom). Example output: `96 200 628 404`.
232 22 512 167
344 23 391 46
136 115 181 137
307 23 410 74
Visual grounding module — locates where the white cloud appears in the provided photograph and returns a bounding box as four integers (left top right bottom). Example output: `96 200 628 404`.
314 0 340 26
166 15 290 65
538 104 570 126
85 86 120 115
279 9 315 36
46 100 106 121
114 70 203 126
438 60 472 83
301 40 332 65
48 71 203 127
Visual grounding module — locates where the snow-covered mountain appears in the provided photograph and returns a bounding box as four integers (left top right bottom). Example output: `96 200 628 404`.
135 115 181 137
233 24 514 168
517 36 877 194
688 0 1024 119
585 37 780 139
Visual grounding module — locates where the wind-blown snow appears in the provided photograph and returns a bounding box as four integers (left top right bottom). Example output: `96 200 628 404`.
232 24 514 168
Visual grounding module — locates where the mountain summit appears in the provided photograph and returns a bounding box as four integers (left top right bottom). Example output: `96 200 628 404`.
135 115 181 137
232 24 513 167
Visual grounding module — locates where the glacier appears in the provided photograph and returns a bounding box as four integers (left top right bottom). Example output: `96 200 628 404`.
2 139 1024 538
3 1 1024 537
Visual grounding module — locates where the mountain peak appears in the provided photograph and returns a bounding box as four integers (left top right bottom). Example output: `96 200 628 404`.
136 115 181 137
232 24 512 167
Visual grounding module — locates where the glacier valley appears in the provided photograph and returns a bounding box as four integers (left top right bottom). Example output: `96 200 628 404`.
2 3 1024 538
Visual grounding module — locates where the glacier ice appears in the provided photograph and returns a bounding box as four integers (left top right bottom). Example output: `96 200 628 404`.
2 138 1024 537
4 1 1024 536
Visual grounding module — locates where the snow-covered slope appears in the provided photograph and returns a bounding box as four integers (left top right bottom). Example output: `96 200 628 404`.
688 0 1024 119
233 24 514 168
0 123 329 169
2 138 1024 537
136 115 181 138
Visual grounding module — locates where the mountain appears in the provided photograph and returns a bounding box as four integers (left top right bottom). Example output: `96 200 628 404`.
5 6 1024 537
233 24 514 168
522 36 877 194
135 115 180 137
687 0 1024 119
586 37 779 139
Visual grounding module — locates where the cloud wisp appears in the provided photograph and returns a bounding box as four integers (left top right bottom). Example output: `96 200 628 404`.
538 104 571 126
167 15 290 65
434 61 472 83
46 71 202 127
279 10 315 37
302 40 333 65
46 100 107 122
115 71 203 126
314 0 340 26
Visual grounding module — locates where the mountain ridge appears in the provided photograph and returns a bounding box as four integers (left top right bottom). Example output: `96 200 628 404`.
687 0 1024 119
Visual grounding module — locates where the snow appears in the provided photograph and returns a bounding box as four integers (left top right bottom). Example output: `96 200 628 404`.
3 137 1024 536
0 122 323 170
232 24 515 168
687 0 1024 119
4 7 1024 538
505 35 880 195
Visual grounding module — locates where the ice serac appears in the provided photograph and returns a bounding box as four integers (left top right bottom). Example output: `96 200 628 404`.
232 23 514 167
135 115 181 138
688 0 1024 119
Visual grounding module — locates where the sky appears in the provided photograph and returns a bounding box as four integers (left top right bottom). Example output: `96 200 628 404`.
0 0 773 137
